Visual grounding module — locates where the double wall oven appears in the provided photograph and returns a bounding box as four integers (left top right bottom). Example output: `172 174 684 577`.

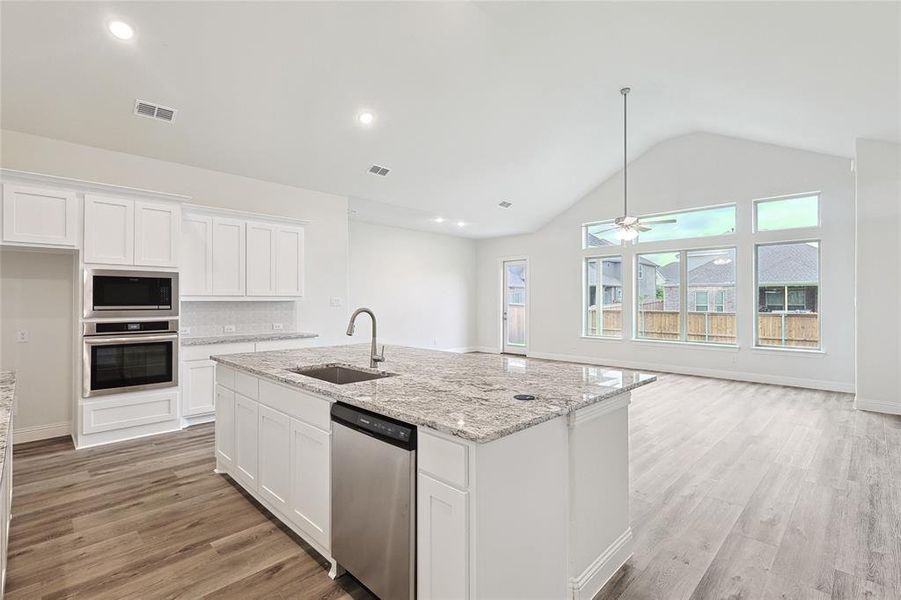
82 270 180 398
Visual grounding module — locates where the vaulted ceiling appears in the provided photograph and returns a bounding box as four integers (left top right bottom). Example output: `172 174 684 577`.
2 2 898 237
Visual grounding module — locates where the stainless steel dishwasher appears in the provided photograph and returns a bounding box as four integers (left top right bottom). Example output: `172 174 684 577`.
331 402 416 600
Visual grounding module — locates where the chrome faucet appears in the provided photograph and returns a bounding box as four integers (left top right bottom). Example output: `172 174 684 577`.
346 307 385 369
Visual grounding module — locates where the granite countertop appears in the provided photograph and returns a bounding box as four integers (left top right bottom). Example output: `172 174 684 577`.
0 371 15 474
182 331 319 347
211 345 656 443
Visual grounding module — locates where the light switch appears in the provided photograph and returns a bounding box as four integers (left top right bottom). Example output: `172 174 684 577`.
330 297 342 307
16 330 29 343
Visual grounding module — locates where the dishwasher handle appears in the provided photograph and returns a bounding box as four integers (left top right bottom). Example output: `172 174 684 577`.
331 403 416 450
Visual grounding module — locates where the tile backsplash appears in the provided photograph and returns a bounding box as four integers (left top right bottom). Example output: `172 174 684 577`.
181 301 298 337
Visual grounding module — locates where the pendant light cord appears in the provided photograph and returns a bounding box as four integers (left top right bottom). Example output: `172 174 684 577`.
621 87 630 217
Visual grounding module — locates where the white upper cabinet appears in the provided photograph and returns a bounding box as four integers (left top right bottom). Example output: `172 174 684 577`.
134 200 180 267
84 195 134 265
84 195 181 267
2 184 79 247
276 226 305 297
181 214 213 295
211 217 246 295
246 221 277 296
182 209 304 298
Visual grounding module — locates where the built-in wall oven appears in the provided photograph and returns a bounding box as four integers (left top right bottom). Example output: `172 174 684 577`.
83 320 179 397
84 269 178 319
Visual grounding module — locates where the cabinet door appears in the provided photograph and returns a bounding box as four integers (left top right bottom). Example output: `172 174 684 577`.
211 217 246 296
84 195 134 264
246 221 277 296
275 226 304 296
418 474 469 600
289 418 331 550
234 393 259 488
2 184 78 247
215 385 235 468
181 214 213 296
259 405 291 512
182 359 216 417
135 200 180 267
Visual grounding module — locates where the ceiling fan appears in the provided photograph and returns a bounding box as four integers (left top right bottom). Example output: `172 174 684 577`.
593 87 676 241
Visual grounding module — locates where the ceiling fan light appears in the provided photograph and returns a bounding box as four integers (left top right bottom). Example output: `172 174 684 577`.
615 227 639 241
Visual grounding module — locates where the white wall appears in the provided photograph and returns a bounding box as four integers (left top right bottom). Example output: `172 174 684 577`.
0 129 351 345
348 221 477 351
855 139 900 414
0 249 75 438
476 132 856 392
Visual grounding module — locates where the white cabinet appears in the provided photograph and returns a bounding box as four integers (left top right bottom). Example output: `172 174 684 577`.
134 200 180 267
234 393 259 489
289 418 331 550
215 385 235 468
259 405 291 512
2 184 78 247
182 209 304 298
181 359 216 417
84 195 180 267
276 226 304 296
181 214 213 295
211 217 246 295
84 195 134 264
418 474 469 600
246 221 277 296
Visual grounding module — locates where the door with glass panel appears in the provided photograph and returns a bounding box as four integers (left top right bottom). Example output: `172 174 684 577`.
502 260 527 355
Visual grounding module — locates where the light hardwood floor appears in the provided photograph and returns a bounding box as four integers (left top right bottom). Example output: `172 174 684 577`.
6 374 901 599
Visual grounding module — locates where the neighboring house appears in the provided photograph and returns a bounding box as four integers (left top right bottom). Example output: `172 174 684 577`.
506 265 526 305
586 252 657 308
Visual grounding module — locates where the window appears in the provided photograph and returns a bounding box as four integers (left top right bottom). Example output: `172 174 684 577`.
636 252 680 341
756 241 820 349
637 205 736 243
694 291 709 312
584 256 623 337
584 221 621 248
636 248 736 345
755 194 819 231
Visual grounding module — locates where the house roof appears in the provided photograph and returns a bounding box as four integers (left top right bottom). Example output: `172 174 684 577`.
653 243 817 286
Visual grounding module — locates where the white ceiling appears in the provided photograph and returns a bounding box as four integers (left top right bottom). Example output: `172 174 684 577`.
2 2 898 238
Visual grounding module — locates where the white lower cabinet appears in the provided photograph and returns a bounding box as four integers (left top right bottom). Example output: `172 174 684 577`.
182 359 216 417
289 418 331 551
258 405 291 511
417 473 469 600
215 385 235 468
233 394 259 488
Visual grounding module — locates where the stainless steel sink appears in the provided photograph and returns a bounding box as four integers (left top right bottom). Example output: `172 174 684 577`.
289 364 395 385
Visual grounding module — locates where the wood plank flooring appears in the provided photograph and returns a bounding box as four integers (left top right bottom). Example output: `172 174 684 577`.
6 374 900 599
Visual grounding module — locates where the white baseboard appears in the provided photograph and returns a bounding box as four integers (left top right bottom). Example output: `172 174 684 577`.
854 397 901 416
444 346 480 353
182 413 215 428
569 527 633 600
13 421 72 444
528 350 854 394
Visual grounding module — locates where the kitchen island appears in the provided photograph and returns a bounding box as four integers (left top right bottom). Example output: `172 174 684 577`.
211 345 655 600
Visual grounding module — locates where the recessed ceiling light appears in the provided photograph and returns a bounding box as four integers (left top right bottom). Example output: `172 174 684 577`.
456 221 466 228
357 111 375 126
498 201 513 208
433 217 445 223
108 21 134 40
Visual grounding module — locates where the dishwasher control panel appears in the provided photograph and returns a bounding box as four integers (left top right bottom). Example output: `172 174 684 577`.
331 402 416 449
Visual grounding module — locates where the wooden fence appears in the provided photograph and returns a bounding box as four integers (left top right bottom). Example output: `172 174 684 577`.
586 308 819 347
506 304 526 346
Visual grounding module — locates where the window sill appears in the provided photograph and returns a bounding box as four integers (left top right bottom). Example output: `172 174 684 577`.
630 338 740 352
580 335 624 342
751 346 825 357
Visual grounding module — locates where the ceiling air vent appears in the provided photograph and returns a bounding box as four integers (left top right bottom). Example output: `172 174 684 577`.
368 164 390 177
134 99 178 123
498 201 513 208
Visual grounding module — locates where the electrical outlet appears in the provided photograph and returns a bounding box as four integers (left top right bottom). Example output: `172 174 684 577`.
272 323 284 331
223 325 236 334
16 330 29 343
329 297 342 307
179 327 191 335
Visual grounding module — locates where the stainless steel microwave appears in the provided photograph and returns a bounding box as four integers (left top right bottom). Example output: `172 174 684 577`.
84 269 178 319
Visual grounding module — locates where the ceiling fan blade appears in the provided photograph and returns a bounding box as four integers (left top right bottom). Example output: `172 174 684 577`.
641 218 677 225
592 226 621 234
635 225 652 232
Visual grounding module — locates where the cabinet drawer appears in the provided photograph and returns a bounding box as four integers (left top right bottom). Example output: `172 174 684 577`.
418 431 469 490
235 371 259 400
216 365 236 390
183 342 255 361
259 379 330 431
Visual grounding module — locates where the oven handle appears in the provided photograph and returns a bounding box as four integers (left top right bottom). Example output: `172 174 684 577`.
93 305 165 310
84 333 179 345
